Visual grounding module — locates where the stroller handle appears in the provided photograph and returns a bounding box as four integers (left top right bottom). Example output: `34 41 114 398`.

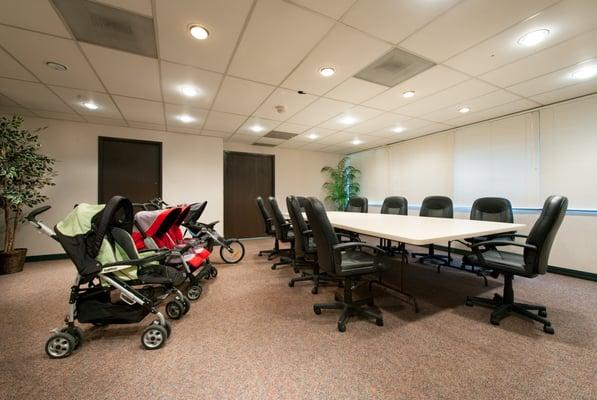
26 205 51 223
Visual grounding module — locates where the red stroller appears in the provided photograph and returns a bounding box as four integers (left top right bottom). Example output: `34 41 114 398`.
133 206 214 301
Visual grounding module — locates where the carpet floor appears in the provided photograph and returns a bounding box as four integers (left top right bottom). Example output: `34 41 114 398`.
0 238 595 400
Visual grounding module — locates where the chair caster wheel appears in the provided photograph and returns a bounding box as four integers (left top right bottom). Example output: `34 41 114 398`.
337 322 346 332
313 306 321 315
376 318 383 327
465 299 473 307
490 318 500 326
288 281 294 287
543 325 554 334
311 286 318 295
538 310 547 317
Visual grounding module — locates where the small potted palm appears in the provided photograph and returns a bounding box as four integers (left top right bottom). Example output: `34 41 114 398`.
0 115 55 274
321 156 361 211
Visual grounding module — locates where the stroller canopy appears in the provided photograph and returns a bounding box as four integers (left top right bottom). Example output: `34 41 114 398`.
135 208 181 238
55 196 133 281
183 201 207 225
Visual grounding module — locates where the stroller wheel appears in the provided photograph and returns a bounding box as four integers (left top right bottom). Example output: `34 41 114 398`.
179 295 191 315
60 326 84 349
141 324 168 350
210 266 218 278
154 319 172 338
187 285 202 301
220 239 245 264
45 332 75 359
165 300 184 320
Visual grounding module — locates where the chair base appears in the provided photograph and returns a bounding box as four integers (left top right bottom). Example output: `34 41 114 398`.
271 256 292 270
313 277 383 332
289 271 342 294
412 244 452 271
465 272 554 334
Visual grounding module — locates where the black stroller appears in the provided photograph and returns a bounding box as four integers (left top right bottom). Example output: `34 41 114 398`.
28 196 188 359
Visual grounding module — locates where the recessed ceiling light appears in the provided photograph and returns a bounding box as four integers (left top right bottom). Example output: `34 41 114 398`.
250 125 265 133
46 61 68 71
177 114 196 123
339 115 357 125
459 106 471 113
319 67 335 77
402 90 415 98
189 25 209 40
351 139 363 145
179 85 200 97
307 133 319 139
392 126 405 133
517 29 550 47
81 101 99 110
570 63 597 80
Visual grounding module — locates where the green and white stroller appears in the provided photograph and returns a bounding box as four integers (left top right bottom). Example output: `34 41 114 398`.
27 196 188 359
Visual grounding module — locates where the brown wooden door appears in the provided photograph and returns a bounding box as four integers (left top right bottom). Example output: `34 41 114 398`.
98 137 162 203
224 151 274 238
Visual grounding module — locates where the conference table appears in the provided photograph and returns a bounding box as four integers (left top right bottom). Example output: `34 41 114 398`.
300 211 525 312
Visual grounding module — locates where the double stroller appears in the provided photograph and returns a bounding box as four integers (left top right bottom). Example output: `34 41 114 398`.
28 196 190 359
132 204 215 301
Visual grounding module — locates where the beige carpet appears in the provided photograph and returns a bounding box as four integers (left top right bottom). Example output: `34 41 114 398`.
0 238 595 400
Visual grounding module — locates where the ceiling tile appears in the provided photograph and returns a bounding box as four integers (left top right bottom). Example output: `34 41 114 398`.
155 0 253 72
507 61 597 97
287 97 352 125
0 26 103 91
128 121 166 131
253 88 317 121
531 80 597 105
227 133 259 144
254 137 285 146
81 43 161 100
399 0 559 62
0 78 71 112
363 65 468 111
278 140 307 149
318 105 383 130
289 0 355 19
93 0 153 17
324 77 387 104
164 103 208 131
394 79 496 117
445 0 597 77
425 89 523 122
50 86 122 119
0 0 71 37
446 98 539 126
480 28 597 88
0 47 36 81
275 122 310 134
342 0 461 44
212 76 275 115
345 112 410 134
0 93 17 107
0 106 36 117
370 117 433 137
203 110 247 133
282 24 391 95
160 61 222 108
228 0 332 85
236 116 280 136
32 110 84 122
200 129 231 139
112 95 164 124
83 115 127 126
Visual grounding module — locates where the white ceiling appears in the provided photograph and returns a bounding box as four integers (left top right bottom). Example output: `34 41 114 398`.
0 0 596 154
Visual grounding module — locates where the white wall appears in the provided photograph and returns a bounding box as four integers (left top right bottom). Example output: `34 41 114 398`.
351 94 597 274
223 142 342 212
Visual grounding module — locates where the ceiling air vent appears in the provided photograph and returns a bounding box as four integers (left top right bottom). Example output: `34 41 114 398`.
52 0 157 58
252 142 277 147
354 48 435 87
264 131 298 140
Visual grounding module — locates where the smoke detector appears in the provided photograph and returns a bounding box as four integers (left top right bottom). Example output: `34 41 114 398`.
274 105 287 114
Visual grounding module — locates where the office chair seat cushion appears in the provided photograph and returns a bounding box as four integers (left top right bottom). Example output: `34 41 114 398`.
463 250 536 277
337 249 379 275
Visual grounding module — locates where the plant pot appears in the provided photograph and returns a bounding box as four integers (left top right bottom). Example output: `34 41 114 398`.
0 248 27 275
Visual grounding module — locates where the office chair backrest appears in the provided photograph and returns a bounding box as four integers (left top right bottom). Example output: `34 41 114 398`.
420 196 453 218
297 196 309 212
524 195 568 275
345 197 368 213
305 197 339 274
470 197 513 223
256 196 274 235
268 197 288 241
381 196 408 215
286 196 309 257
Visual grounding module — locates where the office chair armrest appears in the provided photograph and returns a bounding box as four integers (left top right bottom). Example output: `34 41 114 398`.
471 240 537 251
492 233 527 239
333 242 386 255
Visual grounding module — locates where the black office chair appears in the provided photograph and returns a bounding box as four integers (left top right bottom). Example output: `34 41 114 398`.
305 197 387 332
345 197 368 213
379 196 408 256
268 197 294 270
459 197 515 284
286 195 339 294
464 196 568 334
256 196 278 259
411 196 453 269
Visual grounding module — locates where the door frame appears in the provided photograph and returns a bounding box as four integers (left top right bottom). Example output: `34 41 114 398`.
223 151 275 238
98 136 163 203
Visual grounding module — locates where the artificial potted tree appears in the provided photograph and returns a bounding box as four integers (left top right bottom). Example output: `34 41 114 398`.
0 115 55 274
321 156 361 211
